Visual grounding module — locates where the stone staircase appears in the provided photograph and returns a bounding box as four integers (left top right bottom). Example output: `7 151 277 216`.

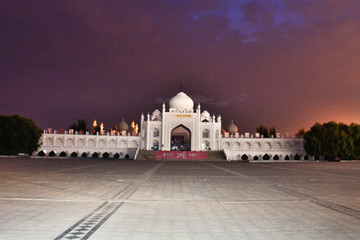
206 151 227 161
135 150 226 161
135 150 156 160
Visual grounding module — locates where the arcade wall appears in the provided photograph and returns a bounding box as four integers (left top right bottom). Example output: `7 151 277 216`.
221 137 306 160
37 132 141 159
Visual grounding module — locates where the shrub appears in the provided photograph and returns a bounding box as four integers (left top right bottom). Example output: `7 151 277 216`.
81 152 87 158
263 154 270 160
241 154 248 161
125 154 129 160
273 154 279 160
0 115 42 155
38 150 45 156
49 151 56 157
253 155 259 160
102 152 109 159
92 152 99 158
285 155 290 160
60 151 67 157
294 154 301 160
71 152 78 157
315 155 320 160
304 155 309 160
114 153 120 159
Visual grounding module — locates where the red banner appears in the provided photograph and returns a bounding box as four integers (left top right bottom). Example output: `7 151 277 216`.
155 151 207 160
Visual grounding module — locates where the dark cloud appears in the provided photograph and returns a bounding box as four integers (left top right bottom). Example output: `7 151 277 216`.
1 0 359 134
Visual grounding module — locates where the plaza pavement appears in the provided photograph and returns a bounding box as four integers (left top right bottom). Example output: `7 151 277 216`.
0 157 359 240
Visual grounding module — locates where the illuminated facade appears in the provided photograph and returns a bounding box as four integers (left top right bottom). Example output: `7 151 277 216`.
37 91 306 160
140 92 222 152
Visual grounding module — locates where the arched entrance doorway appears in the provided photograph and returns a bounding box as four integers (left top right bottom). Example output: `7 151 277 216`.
153 139 159 151
171 125 191 151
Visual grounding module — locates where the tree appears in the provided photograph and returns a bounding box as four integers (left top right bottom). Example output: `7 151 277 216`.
69 119 87 133
49 151 56 157
60 151 67 157
269 127 276 138
0 115 42 155
303 123 324 158
296 128 305 138
350 123 360 159
304 121 359 160
256 125 269 138
38 150 45 156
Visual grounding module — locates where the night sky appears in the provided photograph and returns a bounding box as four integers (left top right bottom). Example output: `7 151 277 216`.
1 0 360 134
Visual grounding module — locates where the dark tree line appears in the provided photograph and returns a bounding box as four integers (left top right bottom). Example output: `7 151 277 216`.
0 115 42 155
304 121 360 160
69 119 87 132
256 125 276 138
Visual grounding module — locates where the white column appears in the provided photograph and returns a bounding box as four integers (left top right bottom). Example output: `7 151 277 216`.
146 113 150 150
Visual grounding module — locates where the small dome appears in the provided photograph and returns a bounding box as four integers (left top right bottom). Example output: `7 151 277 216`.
169 92 194 110
119 118 129 131
228 120 238 134
152 109 161 116
152 109 162 121
201 110 210 118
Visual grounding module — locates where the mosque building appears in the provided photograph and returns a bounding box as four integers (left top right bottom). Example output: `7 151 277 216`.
37 91 306 160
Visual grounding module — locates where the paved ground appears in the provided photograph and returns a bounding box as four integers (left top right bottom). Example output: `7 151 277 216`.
0 157 359 240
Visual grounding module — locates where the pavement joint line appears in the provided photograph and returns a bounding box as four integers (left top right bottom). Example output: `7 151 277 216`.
50 162 111 174
311 200 360 219
0 197 309 204
54 162 165 239
53 201 109 240
54 201 123 240
80 202 124 240
0 197 105 203
259 163 360 180
274 184 360 220
110 161 165 200
203 162 252 179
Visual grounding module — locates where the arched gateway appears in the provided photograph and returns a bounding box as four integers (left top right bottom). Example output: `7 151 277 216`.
141 91 222 151
171 125 191 151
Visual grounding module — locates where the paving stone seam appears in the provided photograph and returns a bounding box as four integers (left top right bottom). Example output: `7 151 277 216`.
80 202 124 240
203 162 251 179
311 200 360 219
110 162 165 200
50 163 112 174
274 185 360 220
259 163 360 180
204 162 360 221
53 201 108 240
53 162 165 239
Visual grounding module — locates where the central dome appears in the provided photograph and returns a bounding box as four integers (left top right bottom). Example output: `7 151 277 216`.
169 92 194 110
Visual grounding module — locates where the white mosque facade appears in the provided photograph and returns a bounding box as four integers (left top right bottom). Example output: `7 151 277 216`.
37 92 306 160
